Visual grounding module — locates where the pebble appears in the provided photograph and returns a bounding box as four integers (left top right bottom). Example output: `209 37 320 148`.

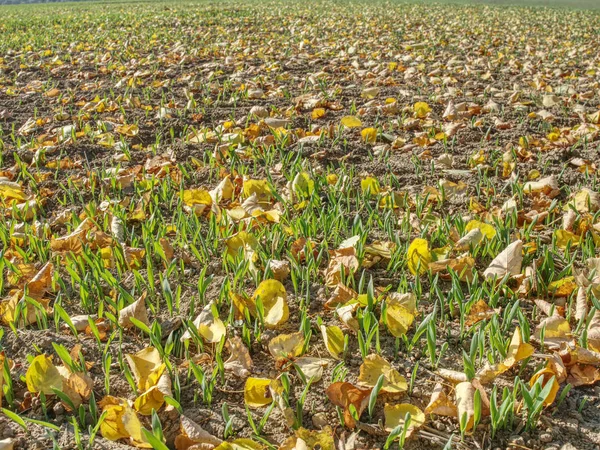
312 412 329 429
540 433 553 443
53 403 65 416
2 427 15 438
560 444 577 450
510 436 525 446
434 421 445 431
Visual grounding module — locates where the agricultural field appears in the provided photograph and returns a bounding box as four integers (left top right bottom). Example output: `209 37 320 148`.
1 0 600 449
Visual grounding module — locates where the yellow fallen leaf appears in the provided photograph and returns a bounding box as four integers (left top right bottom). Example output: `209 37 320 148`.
406 238 431 276
214 439 264 450
243 179 272 202
464 220 496 239
477 327 534 384
414 102 431 119
384 302 415 337
320 325 344 359
181 302 227 344
116 124 139 137
99 396 150 447
292 172 315 198
0 180 27 203
182 189 212 215
384 403 425 435
554 229 581 249
361 127 377 144
548 277 577 297
529 367 559 406
125 347 162 390
358 354 407 394
340 116 362 128
251 279 289 328
311 108 326 120
268 331 305 362
244 377 273 408
278 427 334 450
25 354 62 395
535 315 571 343
360 177 380 195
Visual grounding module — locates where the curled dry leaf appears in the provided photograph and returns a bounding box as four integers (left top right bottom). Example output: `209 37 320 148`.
225 337 252 378
118 292 149 329
269 259 290 281
383 292 416 337
325 284 357 309
523 175 560 198
268 331 305 363
325 382 371 429
483 239 523 280
436 368 469 384
182 301 226 344
425 383 457 417
251 279 289 328
567 364 600 387
99 396 150 448
0 439 14 450
454 228 483 251
324 247 359 287
465 299 497 327
174 415 223 450
294 357 329 383
455 382 475 432
477 327 534 384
